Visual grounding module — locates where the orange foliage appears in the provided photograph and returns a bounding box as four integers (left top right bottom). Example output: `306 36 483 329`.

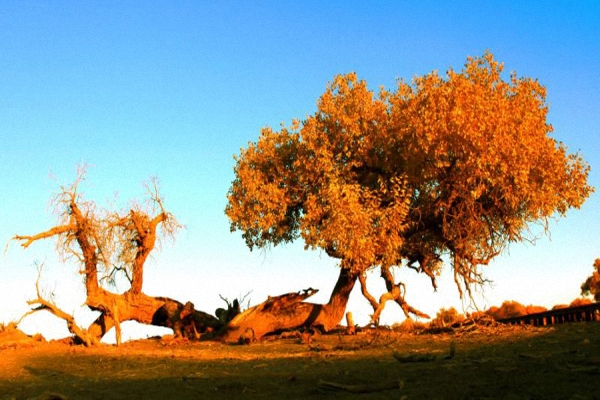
486 301 547 320
227 52 592 298
581 259 600 302
430 307 465 328
486 301 526 319
570 298 593 307
525 305 547 315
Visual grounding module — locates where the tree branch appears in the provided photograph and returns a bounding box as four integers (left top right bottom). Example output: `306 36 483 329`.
150 212 168 230
379 266 430 320
358 273 380 324
22 264 96 346
13 225 76 248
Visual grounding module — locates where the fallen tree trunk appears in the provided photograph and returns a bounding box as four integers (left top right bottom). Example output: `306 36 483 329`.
221 268 359 342
23 271 224 345
83 289 223 344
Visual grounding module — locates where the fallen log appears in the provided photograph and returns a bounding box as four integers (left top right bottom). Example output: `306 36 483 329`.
221 268 359 342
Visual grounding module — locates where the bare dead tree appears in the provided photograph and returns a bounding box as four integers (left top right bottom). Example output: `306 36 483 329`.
13 167 222 344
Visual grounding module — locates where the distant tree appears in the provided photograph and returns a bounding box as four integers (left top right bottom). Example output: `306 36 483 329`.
13 167 223 345
486 301 546 320
486 301 526 319
225 52 592 340
485 306 501 319
570 298 592 307
525 305 547 315
581 259 600 301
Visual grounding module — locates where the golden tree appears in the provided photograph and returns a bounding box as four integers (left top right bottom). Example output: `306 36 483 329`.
581 259 600 301
225 52 592 339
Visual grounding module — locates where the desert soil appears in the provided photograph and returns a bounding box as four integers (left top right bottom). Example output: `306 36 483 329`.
1 322 599 400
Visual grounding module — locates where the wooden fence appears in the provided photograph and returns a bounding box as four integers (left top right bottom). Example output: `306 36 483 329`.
497 302 600 326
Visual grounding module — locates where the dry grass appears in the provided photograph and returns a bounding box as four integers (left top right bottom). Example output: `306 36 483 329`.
1 323 600 399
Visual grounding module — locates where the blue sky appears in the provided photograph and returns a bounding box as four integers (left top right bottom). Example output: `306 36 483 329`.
1 1 599 341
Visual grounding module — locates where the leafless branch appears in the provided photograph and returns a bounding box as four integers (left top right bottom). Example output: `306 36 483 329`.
19 263 95 346
12 225 76 249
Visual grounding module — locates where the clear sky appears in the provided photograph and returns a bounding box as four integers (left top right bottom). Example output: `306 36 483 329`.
1 1 599 341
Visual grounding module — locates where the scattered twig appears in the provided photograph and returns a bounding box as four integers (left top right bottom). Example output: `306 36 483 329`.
392 352 437 363
393 340 455 363
318 378 404 393
38 392 69 400
559 363 600 374
518 353 545 361
181 372 205 381
424 314 500 335
446 341 456 359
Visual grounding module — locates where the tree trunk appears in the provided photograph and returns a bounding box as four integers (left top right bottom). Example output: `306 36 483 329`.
221 268 359 342
81 289 222 343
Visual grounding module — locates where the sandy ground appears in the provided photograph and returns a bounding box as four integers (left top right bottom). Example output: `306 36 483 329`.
1 322 599 400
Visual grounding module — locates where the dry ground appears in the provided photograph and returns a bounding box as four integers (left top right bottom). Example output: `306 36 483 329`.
1 323 599 400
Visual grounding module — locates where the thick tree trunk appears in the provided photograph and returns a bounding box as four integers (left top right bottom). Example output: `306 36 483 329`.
221 268 359 342
82 288 222 343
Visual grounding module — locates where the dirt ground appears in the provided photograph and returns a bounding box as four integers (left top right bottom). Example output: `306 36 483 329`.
1 322 599 400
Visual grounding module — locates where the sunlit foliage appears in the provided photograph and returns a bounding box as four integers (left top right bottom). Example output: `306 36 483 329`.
581 259 600 301
485 301 547 320
570 297 593 307
430 307 465 328
227 52 592 297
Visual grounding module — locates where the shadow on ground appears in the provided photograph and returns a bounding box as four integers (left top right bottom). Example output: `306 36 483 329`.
1 323 599 399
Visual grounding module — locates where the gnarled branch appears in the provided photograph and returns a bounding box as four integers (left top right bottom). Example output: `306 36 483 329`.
21 264 96 346
13 225 76 249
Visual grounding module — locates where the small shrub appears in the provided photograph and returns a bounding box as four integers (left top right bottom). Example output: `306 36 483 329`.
392 318 426 333
0 322 17 333
429 307 464 328
467 311 487 320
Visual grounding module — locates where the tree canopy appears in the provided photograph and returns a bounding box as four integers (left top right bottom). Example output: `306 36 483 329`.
581 259 600 302
227 52 592 308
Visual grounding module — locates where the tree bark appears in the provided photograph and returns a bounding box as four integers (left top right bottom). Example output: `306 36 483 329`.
221 268 359 342
83 289 222 343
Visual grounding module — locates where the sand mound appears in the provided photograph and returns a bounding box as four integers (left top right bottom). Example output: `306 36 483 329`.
0 323 45 349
